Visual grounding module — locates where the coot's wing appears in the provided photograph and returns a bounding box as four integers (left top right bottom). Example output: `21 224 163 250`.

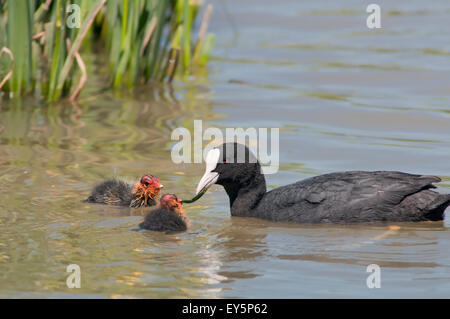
259 171 441 222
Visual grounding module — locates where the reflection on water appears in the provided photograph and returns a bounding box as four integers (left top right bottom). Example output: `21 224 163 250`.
1 0 450 298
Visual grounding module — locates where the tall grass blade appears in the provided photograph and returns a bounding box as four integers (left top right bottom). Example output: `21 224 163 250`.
53 0 106 101
6 0 34 95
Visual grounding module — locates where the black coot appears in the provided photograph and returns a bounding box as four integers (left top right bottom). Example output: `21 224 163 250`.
85 174 163 207
140 194 189 232
195 143 450 223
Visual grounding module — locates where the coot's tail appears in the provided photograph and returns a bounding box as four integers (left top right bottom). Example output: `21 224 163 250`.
424 194 450 221
83 196 94 203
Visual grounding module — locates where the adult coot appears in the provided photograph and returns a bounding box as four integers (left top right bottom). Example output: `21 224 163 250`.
195 143 450 223
139 194 189 232
86 174 163 207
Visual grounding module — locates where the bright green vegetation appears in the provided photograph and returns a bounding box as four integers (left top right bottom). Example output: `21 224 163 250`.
0 0 214 101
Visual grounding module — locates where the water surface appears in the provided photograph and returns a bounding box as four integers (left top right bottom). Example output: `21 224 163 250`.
0 0 449 298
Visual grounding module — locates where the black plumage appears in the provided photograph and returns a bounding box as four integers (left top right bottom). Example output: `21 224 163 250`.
139 194 188 232
85 179 135 206
85 175 161 207
196 143 450 223
139 209 188 232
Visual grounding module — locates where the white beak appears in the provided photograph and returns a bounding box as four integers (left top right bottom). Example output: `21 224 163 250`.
196 148 221 195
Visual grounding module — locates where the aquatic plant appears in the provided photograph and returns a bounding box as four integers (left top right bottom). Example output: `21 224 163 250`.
0 0 214 101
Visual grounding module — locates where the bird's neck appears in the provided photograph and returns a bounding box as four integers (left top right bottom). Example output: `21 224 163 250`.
132 184 158 207
223 173 267 217
130 188 152 208
174 207 186 216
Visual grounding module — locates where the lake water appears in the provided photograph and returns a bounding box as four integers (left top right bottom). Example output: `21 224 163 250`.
0 0 449 298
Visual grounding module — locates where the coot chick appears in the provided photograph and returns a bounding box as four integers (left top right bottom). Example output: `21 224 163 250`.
195 143 450 223
86 174 163 208
139 194 189 232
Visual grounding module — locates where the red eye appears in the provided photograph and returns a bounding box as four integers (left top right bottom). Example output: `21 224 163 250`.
223 160 227 163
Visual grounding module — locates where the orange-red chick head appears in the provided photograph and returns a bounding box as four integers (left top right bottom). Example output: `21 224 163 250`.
159 194 184 214
133 174 162 202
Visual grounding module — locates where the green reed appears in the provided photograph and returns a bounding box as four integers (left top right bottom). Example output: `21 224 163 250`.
0 0 214 101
